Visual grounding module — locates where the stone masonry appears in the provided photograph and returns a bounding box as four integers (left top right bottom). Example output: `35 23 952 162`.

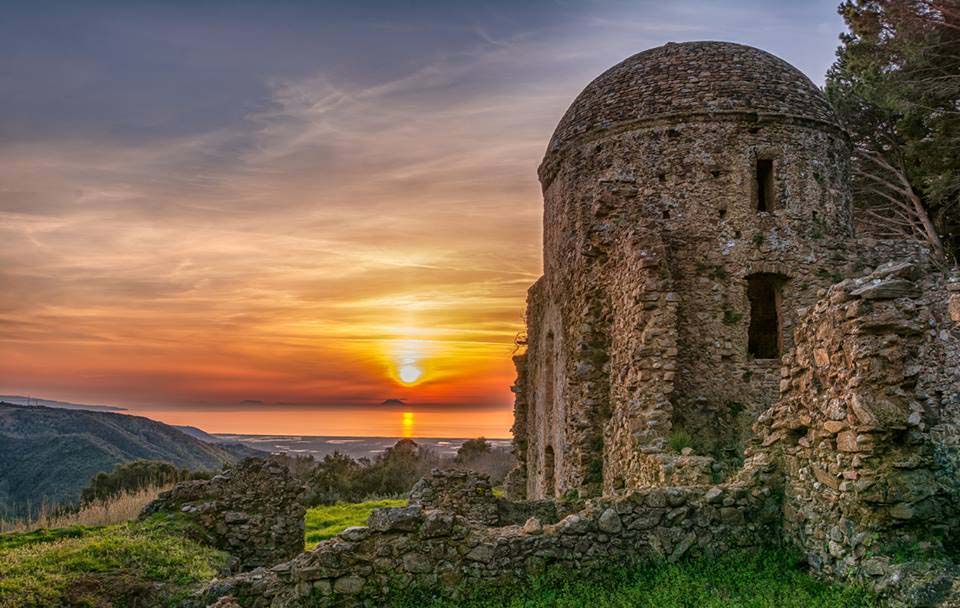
196 477 780 607
749 260 960 602
142 458 306 572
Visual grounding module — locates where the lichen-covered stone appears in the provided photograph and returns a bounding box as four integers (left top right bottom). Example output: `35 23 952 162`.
141 458 305 572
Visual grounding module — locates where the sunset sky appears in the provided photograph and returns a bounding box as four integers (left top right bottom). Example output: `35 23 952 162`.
0 1 844 437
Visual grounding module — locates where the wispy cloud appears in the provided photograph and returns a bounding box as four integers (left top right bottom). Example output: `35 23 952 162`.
0 0 844 432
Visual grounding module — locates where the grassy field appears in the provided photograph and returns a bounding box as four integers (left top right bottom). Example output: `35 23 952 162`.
398 549 877 608
304 498 406 549
0 514 227 608
1 499 877 608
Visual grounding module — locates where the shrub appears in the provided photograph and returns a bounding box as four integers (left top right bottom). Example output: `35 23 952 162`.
79 460 205 504
669 430 693 453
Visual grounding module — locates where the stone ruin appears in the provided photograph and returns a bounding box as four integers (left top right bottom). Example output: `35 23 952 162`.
191 41 959 607
142 458 305 572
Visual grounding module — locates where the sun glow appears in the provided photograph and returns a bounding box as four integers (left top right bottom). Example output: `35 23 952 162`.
391 339 430 386
398 364 422 384
401 411 414 437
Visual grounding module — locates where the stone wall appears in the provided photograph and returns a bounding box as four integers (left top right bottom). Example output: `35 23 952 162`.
198 481 781 607
411 469 572 527
142 458 305 572
409 469 499 526
751 260 960 601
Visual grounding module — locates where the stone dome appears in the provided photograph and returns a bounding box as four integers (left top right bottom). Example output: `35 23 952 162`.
543 41 840 167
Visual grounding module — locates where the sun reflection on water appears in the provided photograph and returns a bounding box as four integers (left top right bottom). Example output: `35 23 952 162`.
401 411 414 437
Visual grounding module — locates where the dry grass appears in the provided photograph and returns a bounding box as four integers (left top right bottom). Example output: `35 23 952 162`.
0 486 170 534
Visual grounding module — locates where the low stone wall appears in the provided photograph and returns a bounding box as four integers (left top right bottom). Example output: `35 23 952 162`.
142 458 305 572
198 481 780 607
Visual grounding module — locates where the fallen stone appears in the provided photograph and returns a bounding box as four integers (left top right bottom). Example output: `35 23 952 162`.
333 575 365 595
523 517 543 535
850 279 918 300
598 508 622 534
367 506 422 532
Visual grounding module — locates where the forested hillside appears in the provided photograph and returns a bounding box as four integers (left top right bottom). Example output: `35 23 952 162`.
0 403 252 516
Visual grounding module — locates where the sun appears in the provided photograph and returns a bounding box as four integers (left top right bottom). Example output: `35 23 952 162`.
398 364 422 384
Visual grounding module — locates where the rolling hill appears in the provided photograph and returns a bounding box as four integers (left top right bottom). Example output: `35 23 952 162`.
0 402 258 517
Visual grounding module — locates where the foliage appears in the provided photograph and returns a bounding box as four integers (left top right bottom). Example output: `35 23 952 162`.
302 439 438 505
304 499 407 549
456 438 493 464
80 460 205 504
668 430 694 453
826 0 960 261
394 548 877 608
722 307 744 325
455 438 515 483
301 438 514 506
0 513 228 608
1 485 170 535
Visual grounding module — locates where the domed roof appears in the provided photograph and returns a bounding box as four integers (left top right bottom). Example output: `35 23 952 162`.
543 41 840 165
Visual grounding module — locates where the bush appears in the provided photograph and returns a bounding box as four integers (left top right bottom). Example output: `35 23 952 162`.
455 438 514 484
297 438 516 507
304 439 440 506
79 460 206 504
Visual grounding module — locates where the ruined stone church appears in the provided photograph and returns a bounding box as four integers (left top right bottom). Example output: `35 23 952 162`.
508 41 959 520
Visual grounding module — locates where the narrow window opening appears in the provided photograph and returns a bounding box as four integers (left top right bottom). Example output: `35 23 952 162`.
755 158 774 212
544 445 556 497
544 331 555 414
657 172 666 183
711 169 722 178
747 273 784 359
718 207 727 220
662 210 670 220
543 331 556 497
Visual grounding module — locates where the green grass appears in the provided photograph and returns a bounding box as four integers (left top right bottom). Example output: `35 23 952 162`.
304 499 407 549
0 514 228 608
397 548 877 608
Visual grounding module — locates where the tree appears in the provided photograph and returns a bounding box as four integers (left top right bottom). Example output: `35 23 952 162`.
455 438 492 465
303 440 441 505
826 0 960 263
306 451 363 505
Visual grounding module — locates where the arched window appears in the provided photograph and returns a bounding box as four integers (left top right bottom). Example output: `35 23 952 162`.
544 331 555 416
542 331 557 497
